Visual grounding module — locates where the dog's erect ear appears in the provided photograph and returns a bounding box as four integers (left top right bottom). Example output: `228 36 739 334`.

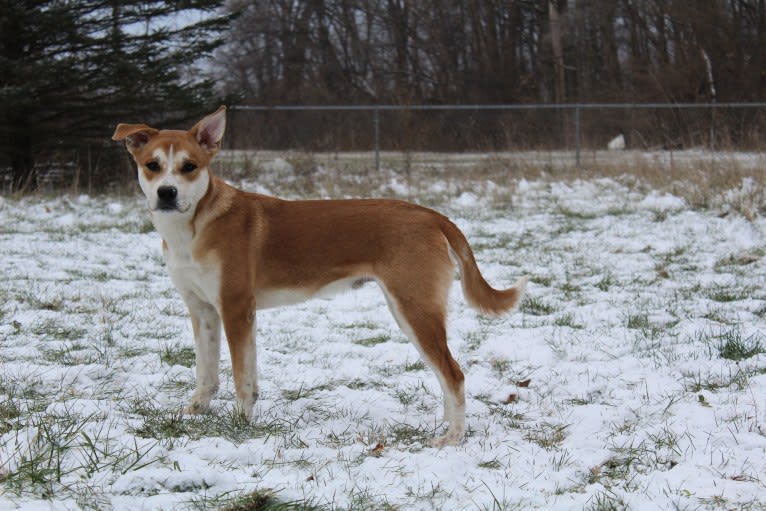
190 106 226 154
112 124 159 153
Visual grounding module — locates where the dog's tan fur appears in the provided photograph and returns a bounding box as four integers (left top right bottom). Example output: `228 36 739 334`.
113 106 526 446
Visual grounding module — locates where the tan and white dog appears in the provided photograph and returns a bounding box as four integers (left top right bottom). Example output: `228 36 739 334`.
112 106 526 447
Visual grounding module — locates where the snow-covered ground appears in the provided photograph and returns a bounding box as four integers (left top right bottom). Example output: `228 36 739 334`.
1 172 766 510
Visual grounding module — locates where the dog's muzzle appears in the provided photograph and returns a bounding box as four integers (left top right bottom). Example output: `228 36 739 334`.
156 186 179 211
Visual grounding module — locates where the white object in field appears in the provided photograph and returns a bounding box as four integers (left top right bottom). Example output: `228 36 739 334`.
608 134 625 150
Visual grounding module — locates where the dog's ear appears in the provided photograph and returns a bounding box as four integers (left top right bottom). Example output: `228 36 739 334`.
190 106 226 154
112 124 159 153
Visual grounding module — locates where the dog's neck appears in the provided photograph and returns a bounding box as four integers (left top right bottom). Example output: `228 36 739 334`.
149 172 214 258
150 173 234 263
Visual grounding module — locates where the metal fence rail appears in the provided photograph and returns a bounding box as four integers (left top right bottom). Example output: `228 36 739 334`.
231 102 766 170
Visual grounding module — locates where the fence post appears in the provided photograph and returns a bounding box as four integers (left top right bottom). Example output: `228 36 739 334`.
575 104 581 168
374 107 381 172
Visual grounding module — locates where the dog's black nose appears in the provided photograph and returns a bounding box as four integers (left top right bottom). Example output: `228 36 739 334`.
157 186 178 201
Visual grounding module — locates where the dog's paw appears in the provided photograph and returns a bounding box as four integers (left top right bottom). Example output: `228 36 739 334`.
233 398 255 421
183 390 215 415
430 429 465 448
183 401 210 415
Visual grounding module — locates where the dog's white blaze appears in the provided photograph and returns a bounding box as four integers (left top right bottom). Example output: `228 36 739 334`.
158 145 179 190
173 149 188 169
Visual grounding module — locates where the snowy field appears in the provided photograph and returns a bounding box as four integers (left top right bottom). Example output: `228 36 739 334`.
1 164 766 510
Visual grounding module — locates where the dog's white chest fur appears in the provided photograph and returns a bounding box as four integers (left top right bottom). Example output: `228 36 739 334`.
153 214 221 309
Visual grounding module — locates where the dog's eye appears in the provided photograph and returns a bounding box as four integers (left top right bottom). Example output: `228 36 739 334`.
145 161 160 172
181 162 197 174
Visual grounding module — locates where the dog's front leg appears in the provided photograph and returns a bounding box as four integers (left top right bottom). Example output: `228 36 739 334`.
221 293 258 420
183 298 222 414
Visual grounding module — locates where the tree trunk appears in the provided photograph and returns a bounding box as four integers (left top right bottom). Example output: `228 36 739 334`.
549 0 565 103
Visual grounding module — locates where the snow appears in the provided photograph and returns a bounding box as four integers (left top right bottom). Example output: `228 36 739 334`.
1 174 766 510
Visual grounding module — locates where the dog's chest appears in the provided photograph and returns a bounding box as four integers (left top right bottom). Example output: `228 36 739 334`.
164 244 221 307
155 217 221 308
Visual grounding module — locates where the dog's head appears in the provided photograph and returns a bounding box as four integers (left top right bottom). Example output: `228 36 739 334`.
112 106 226 215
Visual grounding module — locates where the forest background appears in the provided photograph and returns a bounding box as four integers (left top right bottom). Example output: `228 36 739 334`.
2 0 766 191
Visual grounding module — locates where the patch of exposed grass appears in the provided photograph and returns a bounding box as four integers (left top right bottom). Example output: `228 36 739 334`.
42 343 98 366
281 382 335 401
0 412 162 504
692 328 766 361
716 330 765 361
520 297 555 316
714 250 763 271
160 345 196 368
200 489 323 511
17 292 65 312
31 320 87 342
0 395 22 435
129 402 292 444
353 335 391 347
682 368 751 392
584 489 629 511
706 285 751 303
403 360 426 372
478 458 503 470
524 422 568 450
553 312 583 329
626 313 650 330
595 273 616 292
388 423 435 446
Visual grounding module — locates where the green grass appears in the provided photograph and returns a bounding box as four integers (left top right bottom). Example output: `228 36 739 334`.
478 459 503 470
200 489 324 511
0 409 114 498
693 328 766 361
160 344 197 368
519 297 555 316
626 313 650 330
31 320 87 341
595 273 616 292
0 394 22 435
682 368 750 392
716 330 765 361
524 422 568 450
128 401 292 444
42 343 99 366
584 490 629 511
281 382 335 401
403 360 426 372
352 335 391 347
553 312 583 328
706 285 750 303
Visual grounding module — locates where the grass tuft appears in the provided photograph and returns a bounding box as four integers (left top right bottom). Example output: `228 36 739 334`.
353 335 391 347
160 345 197 368
520 297 555 316
716 330 765 361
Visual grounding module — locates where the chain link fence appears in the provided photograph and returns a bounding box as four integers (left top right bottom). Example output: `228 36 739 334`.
228 103 766 170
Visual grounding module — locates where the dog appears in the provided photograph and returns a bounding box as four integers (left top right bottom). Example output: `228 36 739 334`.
112 106 527 447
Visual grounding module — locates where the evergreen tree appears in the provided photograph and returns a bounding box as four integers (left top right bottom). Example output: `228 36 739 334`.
0 0 232 191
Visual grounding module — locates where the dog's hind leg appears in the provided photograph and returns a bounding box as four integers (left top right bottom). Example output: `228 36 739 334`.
380 264 465 447
183 298 221 414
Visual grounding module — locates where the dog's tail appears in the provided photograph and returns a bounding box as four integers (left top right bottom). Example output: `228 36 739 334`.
440 218 527 316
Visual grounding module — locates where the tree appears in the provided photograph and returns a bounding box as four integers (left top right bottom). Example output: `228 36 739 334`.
0 0 232 192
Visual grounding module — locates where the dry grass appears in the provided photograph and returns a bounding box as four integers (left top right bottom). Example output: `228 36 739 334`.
213 149 766 217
